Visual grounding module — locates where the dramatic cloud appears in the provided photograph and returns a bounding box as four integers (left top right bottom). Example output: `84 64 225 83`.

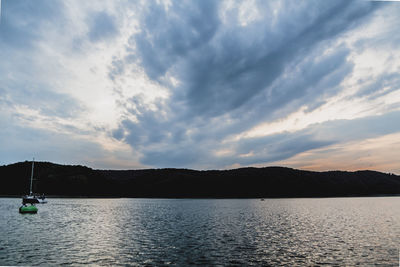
1 0 400 173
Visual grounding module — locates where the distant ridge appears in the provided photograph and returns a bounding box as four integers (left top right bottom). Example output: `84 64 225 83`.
1 161 399 198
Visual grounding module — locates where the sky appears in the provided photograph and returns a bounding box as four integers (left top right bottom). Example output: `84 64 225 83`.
0 0 400 173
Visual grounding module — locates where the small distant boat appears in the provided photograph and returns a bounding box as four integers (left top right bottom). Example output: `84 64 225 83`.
21 158 47 205
22 194 47 204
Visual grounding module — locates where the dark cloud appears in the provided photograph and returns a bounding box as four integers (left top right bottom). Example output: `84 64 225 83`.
111 126 124 141
109 1 390 168
150 0 375 118
131 0 220 80
114 95 165 145
125 0 376 123
237 45 353 122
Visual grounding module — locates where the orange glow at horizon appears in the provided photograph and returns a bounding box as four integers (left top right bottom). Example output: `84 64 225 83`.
272 132 400 175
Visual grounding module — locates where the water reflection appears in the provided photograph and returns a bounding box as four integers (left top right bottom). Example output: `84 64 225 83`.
0 197 399 266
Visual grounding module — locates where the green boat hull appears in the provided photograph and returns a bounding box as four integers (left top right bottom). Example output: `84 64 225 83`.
19 205 38 214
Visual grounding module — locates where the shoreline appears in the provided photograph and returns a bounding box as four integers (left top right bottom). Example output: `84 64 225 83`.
2 194 400 199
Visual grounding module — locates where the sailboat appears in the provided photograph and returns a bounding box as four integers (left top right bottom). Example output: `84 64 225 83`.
22 158 47 204
20 158 39 214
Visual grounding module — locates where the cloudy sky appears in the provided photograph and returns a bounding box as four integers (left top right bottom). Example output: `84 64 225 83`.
1 0 400 173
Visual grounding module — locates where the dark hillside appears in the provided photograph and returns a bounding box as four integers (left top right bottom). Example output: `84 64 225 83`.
1 161 399 198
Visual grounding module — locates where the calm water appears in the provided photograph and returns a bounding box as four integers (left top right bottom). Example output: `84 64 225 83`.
0 197 399 266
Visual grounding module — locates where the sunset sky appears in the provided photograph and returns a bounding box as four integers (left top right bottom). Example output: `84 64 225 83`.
1 0 399 173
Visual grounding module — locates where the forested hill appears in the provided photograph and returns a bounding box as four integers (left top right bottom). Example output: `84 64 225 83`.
1 161 400 198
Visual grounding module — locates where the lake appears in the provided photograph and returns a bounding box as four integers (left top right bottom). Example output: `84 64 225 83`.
0 197 399 266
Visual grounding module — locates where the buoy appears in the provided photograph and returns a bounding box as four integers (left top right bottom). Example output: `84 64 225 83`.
19 204 38 214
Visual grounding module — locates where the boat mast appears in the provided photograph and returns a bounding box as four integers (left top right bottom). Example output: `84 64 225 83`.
29 158 34 195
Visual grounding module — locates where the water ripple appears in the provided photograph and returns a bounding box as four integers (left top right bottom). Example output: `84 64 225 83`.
0 197 399 266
